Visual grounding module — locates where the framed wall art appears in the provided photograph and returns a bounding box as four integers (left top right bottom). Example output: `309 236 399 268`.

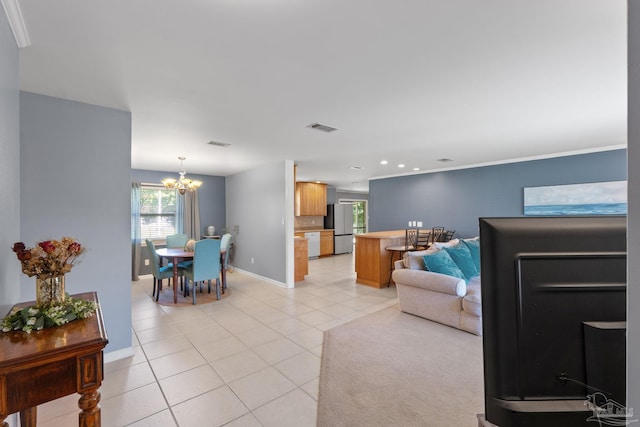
524 181 627 216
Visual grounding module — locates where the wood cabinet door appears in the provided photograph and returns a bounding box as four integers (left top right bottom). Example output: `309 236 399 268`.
320 231 334 256
295 182 327 216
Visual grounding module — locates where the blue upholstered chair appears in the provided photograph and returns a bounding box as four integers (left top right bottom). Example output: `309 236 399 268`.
146 239 175 301
182 239 222 304
166 233 188 248
166 233 192 272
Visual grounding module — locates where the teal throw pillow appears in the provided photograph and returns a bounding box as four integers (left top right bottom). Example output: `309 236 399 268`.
444 243 479 281
461 238 481 273
423 250 466 281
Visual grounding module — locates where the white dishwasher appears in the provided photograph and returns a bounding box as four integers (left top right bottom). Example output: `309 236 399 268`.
305 232 321 258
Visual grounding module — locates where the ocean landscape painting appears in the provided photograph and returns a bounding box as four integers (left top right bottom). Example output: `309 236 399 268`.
524 181 627 216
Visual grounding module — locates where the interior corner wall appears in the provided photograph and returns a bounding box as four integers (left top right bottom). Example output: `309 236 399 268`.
20 92 132 354
628 0 639 411
226 161 288 284
0 10 21 317
368 149 627 237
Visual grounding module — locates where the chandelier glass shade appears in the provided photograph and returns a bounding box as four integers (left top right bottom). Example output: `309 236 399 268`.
162 157 202 195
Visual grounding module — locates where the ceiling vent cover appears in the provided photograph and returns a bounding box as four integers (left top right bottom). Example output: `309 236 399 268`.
307 123 338 133
208 141 231 147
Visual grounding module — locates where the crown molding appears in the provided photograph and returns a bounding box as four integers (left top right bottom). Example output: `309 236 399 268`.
1 0 30 48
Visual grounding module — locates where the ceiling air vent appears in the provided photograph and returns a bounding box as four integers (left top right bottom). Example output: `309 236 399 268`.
208 141 231 147
437 158 453 163
307 123 338 133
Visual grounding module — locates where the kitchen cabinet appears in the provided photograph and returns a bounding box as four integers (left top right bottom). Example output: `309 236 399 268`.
320 230 334 256
295 182 327 216
294 237 308 281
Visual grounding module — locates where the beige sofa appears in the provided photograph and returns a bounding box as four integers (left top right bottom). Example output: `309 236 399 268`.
391 247 482 335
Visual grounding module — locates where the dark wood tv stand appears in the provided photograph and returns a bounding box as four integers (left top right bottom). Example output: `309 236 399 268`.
0 292 108 427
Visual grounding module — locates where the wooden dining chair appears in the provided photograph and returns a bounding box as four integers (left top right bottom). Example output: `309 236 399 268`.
385 228 419 286
431 226 445 243
415 230 431 250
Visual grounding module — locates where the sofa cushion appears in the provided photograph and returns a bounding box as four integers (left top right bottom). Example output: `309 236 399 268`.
423 250 466 281
404 248 438 270
463 283 482 317
431 239 459 249
444 243 479 281
461 238 481 272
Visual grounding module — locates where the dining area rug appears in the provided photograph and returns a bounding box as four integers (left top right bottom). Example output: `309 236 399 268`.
317 305 484 427
150 280 231 307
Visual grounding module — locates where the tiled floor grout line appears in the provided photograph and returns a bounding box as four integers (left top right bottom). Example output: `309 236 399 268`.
38 254 397 426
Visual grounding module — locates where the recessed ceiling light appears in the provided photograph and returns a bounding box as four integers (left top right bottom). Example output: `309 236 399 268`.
351 166 364 170
437 158 453 162
380 160 388 165
413 167 420 171
398 164 405 168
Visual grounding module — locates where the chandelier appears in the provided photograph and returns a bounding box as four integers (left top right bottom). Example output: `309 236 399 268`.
162 156 202 195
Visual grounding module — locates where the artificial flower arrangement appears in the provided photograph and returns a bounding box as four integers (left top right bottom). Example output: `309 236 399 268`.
12 237 85 278
1 237 98 333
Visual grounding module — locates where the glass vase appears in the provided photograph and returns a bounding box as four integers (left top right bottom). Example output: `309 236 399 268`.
36 275 66 307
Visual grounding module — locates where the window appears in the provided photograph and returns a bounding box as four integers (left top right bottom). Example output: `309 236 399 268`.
338 199 368 235
140 186 177 241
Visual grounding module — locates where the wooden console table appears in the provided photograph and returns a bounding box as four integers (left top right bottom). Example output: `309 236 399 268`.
0 291 108 427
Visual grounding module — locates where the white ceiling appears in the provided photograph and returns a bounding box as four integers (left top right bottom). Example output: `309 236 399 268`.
15 0 627 192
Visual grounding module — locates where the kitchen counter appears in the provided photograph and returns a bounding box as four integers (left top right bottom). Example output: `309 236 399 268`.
355 230 406 288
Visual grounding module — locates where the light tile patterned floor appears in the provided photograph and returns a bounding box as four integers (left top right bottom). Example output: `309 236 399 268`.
37 252 398 426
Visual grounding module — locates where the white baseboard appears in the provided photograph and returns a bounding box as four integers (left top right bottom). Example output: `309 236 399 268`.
104 346 135 363
231 268 289 288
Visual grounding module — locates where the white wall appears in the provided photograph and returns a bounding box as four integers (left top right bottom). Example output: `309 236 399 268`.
20 92 133 355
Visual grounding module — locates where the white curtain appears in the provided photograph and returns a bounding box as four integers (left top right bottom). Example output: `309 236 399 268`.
183 190 201 240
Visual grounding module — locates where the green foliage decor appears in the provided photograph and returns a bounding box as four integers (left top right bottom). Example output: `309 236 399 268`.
1 294 98 334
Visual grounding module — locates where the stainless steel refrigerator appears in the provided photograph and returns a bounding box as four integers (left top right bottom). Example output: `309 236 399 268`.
324 204 354 254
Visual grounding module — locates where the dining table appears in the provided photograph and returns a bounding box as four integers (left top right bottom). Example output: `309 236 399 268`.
155 247 227 303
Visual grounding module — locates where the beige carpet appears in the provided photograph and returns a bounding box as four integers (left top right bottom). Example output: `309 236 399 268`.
317 305 484 427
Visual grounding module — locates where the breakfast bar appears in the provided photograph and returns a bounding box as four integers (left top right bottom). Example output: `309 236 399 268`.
355 230 406 288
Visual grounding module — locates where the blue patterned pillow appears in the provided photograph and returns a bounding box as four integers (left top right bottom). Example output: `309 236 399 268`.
444 243 479 281
423 250 466 281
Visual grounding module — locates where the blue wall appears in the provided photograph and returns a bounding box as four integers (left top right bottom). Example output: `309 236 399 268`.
226 161 289 284
369 149 627 238
0 10 21 316
20 92 132 356
131 169 226 236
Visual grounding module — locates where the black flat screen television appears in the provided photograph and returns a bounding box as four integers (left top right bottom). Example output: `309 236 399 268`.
479 216 627 427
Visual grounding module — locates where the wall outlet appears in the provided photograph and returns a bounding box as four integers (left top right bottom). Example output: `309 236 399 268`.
251 257 254 264
144 259 150 266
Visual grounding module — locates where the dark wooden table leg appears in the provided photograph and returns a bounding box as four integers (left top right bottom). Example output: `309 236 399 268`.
172 257 179 303
78 389 101 427
221 252 227 293
19 406 36 427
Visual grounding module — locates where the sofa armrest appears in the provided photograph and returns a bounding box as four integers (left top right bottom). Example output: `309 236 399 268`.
392 268 467 297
